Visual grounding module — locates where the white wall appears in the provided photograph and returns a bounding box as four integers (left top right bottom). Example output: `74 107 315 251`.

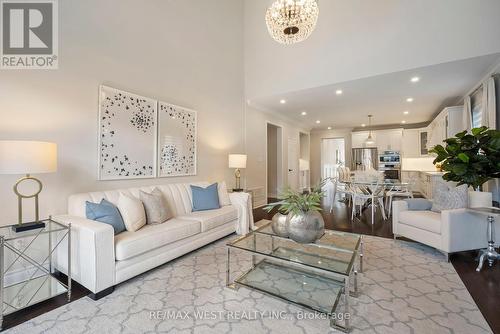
310 128 353 185
245 105 309 205
266 124 278 197
244 0 500 100
0 0 245 223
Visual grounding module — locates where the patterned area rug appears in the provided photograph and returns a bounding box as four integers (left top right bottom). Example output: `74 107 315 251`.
7 232 491 334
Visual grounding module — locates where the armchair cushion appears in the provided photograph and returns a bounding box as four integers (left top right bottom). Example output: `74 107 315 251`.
403 198 433 211
399 210 441 234
431 183 468 213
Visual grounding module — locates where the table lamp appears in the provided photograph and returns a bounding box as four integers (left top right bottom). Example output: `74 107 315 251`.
228 154 246 192
0 141 57 232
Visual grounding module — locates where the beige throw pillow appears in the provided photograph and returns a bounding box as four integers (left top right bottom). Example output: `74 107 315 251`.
140 188 173 224
117 193 146 232
218 181 231 206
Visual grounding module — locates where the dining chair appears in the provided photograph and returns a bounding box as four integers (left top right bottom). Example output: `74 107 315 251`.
351 181 387 224
330 175 353 213
385 177 416 217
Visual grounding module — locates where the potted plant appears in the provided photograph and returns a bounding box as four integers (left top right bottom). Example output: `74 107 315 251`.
429 126 500 207
265 184 325 243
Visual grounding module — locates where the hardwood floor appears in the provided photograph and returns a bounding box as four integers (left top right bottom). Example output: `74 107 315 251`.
3 196 498 333
255 195 500 334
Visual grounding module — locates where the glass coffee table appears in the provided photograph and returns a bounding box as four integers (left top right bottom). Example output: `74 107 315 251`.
226 220 362 332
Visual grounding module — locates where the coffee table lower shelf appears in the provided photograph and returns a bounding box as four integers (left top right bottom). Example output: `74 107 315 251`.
228 260 349 332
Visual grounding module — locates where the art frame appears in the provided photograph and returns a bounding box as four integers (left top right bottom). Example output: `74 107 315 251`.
157 101 198 178
98 85 158 180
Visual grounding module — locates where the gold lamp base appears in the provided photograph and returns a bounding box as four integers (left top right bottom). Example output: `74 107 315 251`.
233 168 243 192
12 174 46 231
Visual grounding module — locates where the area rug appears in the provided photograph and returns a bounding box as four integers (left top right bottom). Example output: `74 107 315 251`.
7 229 491 334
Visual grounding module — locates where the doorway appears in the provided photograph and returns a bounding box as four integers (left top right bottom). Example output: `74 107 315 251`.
267 123 283 199
321 138 346 179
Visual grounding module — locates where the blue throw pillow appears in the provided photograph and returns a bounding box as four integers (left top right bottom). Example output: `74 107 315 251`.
191 183 221 212
86 199 126 235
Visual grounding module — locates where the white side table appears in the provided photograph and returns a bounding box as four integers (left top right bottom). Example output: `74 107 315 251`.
469 207 500 272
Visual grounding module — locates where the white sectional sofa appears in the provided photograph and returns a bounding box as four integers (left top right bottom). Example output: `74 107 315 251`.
53 182 252 299
392 199 498 260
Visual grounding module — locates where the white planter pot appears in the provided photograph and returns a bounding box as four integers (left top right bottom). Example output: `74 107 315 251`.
468 191 493 208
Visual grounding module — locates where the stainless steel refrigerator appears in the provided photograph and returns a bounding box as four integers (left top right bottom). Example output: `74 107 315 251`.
351 148 378 171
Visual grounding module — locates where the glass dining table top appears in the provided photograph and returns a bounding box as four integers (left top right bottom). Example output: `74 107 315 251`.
228 221 361 276
343 180 409 187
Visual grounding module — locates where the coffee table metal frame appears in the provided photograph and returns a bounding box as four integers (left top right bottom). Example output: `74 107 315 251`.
226 222 363 332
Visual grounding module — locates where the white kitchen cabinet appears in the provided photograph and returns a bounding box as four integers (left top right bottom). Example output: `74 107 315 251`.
351 129 402 152
402 129 420 158
427 106 463 149
351 131 376 148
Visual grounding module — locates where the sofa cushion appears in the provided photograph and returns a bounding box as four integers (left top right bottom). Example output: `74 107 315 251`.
399 210 442 234
179 205 237 232
191 183 220 211
114 218 200 261
117 193 146 232
85 199 126 235
140 188 173 224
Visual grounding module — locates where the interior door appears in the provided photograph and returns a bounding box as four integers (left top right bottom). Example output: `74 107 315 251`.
288 137 299 190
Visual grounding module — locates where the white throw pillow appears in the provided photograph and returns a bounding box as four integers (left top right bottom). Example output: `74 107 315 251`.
117 193 146 232
218 181 231 206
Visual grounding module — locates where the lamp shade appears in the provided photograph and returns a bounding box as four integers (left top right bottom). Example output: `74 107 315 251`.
228 154 247 169
299 159 310 171
0 141 57 175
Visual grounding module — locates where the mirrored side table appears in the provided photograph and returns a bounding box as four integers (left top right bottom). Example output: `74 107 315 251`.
470 207 500 272
0 217 71 329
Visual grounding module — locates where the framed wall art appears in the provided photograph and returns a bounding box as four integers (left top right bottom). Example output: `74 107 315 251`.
98 85 157 180
158 101 197 177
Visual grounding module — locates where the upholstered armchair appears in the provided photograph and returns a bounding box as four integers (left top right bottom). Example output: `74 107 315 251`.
392 198 498 260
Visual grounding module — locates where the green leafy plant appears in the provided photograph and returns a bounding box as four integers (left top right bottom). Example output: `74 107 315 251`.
429 126 500 190
264 182 326 216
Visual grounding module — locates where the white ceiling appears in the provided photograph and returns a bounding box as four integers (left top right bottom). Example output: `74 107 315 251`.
248 54 500 129
244 0 500 100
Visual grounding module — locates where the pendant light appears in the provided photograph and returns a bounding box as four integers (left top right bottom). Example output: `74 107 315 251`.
365 115 375 145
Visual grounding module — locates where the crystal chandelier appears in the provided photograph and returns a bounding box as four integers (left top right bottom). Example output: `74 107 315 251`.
265 0 319 45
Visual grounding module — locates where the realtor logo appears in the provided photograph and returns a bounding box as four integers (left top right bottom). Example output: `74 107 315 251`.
1 0 58 69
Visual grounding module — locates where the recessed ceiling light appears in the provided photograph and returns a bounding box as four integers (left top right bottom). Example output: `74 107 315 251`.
406 97 414 103
336 89 343 95
401 120 406 124
411 77 420 83
403 111 409 115
301 111 307 116
280 99 286 104
327 126 332 130
361 124 366 127
315 120 321 124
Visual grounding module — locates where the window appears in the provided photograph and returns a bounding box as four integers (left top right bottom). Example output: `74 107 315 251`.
471 88 483 129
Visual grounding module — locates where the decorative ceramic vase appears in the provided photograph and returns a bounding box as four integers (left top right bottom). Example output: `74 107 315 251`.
469 191 493 208
271 212 289 237
286 211 325 244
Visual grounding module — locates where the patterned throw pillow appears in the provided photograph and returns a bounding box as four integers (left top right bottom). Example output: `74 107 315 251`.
140 188 173 225
431 183 468 213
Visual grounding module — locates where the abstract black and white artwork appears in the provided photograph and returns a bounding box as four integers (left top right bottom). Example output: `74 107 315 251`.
99 85 157 180
158 102 197 177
